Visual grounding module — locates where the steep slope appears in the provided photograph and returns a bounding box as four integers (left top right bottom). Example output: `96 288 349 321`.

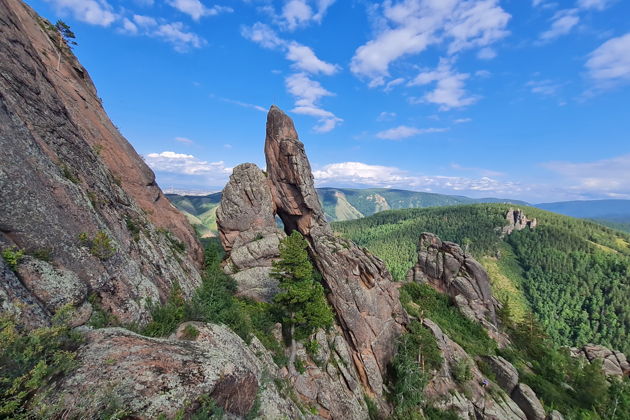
335 204 630 355
0 0 202 327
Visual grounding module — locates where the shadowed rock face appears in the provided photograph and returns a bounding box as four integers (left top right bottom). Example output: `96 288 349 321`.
570 344 630 377
407 232 499 329
0 0 202 326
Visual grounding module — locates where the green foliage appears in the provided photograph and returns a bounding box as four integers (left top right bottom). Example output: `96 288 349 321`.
294 357 306 374
389 321 442 419
79 231 116 260
364 395 379 420
189 395 224 419
54 20 77 47
0 313 83 418
125 217 142 241
271 231 334 341
60 163 79 184
452 359 473 384
182 324 200 340
401 283 496 356
158 228 186 254
1 247 24 271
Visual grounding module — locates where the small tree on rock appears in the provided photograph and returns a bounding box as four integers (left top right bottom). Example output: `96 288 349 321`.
271 231 334 373
53 20 77 70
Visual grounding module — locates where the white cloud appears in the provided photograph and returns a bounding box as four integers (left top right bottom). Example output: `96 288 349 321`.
543 154 630 198
586 33 630 88
45 0 117 26
350 0 510 86
276 0 336 30
121 18 138 34
153 22 205 52
242 23 338 75
577 0 613 11
175 137 194 144
286 42 339 75
527 79 561 96
408 59 477 110
454 118 472 124
133 14 158 27
477 47 497 59
145 151 232 178
166 0 232 21
376 125 447 140
285 73 342 132
313 161 523 194
376 111 397 122
539 9 580 41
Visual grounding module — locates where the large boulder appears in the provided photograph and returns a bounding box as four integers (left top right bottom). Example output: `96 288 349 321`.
407 233 499 329
264 106 408 396
482 355 519 393
503 208 537 235
216 163 286 301
511 383 546 420
42 323 304 419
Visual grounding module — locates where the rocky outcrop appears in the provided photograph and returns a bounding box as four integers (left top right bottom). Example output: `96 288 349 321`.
406 233 499 329
264 106 407 397
482 355 519 393
216 106 407 414
42 323 304 419
570 344 630 377
0 0 202 327
511 383 546 420
422 319 527 420
503 208 537 235
216 163 285 301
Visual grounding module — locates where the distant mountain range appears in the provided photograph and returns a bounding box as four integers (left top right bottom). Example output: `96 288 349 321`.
168 189 630 236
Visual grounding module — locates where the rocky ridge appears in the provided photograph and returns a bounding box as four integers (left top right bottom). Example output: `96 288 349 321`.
0 0 202 327
503 208 538 235
217 106 408 415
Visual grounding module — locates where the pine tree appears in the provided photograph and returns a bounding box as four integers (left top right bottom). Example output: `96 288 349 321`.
271 231 334 373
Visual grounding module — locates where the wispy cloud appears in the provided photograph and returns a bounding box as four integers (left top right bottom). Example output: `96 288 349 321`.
210 94 267 112
586 33 630 89
264 0 336 31
375 125 448 140
539 9 579 41
542 154 630 198
285 73 342 133
175 137 194 144
376 111 397 122
166 0 232 21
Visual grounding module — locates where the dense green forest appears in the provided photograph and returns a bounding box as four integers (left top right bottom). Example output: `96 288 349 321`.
334 204 630 355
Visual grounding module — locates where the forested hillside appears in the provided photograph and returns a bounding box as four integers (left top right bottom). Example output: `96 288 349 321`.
536 199 630 233
334 204 630 355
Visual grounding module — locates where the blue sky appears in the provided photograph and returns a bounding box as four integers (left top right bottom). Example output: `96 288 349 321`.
26 0 630 202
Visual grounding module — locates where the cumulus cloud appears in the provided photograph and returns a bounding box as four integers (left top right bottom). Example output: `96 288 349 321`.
539 9 580 41
313 161 524 195
586 33 630 88
145 151 232 186
408 59 477 110
543 154 630 198
375 125 447 140
350 0 510 87
166 0 232 21
152 22 205 51
285 73 342 132
45 0 117 26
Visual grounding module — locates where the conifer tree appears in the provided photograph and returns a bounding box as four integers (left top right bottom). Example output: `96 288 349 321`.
271 231 334 373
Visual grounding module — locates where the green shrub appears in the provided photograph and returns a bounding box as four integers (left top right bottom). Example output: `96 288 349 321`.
181 324 200 340
1 247 24 271
79 231 116 260
60 164 79 184
0 313 83 418
125 217 141 241
294 357 306 374
400 283 496 356
453 359 473 384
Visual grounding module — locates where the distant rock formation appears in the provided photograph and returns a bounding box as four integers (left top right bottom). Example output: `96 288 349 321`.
570 344 630 377
503 208 537 235
0 0 202 327
406 233 499 330
217 106 408 414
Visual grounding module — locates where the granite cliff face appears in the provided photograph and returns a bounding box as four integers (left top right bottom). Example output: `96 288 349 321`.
407 232 499 330
0 0 203 327
217 106 408 415
503 208 537 235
